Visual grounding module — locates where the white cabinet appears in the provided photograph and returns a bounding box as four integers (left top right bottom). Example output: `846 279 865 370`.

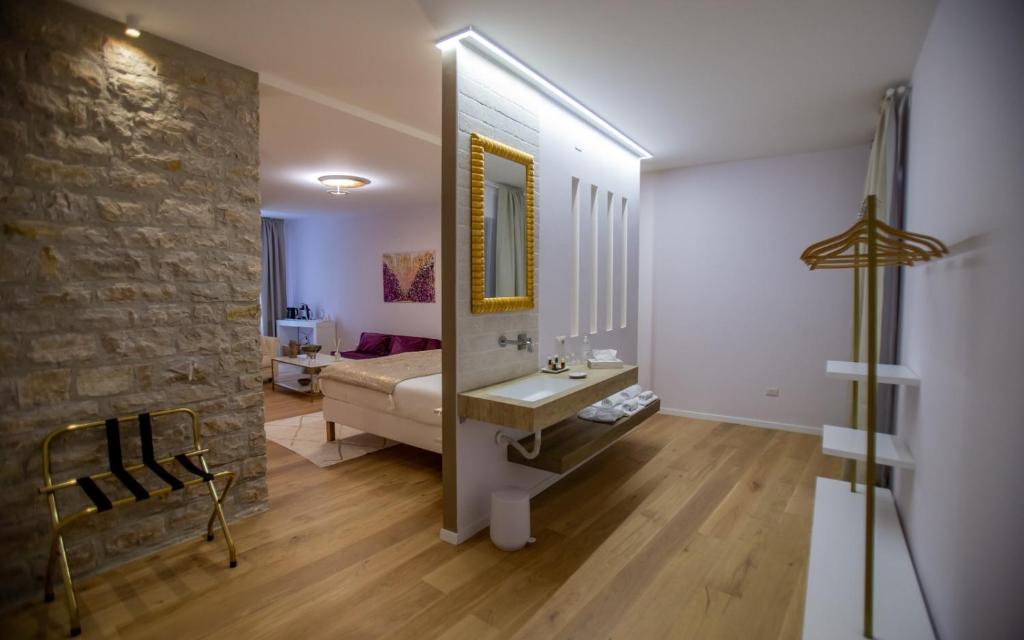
276 319 337 351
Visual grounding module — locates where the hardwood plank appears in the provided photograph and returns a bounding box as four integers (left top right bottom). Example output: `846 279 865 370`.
0 395 827 640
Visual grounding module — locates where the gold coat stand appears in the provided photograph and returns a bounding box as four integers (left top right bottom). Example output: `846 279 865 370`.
800 195 947 638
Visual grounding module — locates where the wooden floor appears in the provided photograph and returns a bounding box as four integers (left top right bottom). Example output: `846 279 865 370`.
5 386 839 639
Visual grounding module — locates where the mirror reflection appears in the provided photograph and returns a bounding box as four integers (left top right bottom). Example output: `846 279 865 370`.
483 152 528 298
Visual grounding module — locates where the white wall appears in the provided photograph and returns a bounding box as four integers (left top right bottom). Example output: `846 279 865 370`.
449 45 641 538
642 146 869 431
281 206 441 349
894 1 1024 637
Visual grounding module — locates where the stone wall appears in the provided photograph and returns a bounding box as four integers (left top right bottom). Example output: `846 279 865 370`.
0 0 266 607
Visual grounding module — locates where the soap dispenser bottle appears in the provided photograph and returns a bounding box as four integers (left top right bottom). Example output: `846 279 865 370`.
582 335 592 364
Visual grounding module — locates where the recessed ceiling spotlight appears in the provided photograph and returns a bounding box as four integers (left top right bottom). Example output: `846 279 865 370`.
125 15 141 38
318 175 370 195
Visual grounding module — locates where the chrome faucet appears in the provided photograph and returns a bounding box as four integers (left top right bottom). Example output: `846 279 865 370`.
498 333 533 353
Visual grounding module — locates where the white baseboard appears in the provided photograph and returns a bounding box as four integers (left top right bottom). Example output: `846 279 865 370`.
659 407 821 436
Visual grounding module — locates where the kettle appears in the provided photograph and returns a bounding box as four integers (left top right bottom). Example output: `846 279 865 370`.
285 307 299 319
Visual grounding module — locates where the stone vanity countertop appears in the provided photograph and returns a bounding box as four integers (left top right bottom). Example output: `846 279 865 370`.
457 364 639 432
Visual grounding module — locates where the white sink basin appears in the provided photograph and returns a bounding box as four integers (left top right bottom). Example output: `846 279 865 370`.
486 377 581 403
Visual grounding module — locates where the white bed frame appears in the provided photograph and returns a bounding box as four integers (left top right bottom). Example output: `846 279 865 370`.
323 396 443 454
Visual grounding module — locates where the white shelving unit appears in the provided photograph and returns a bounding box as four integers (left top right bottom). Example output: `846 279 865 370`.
825 360 920 386
803 478 934 639
276 319 337 351
822 425 915 470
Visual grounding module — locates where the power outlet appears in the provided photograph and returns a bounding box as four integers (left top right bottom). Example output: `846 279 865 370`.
765 387 780 397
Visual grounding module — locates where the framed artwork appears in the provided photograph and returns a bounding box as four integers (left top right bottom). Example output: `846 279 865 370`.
383 250 435 303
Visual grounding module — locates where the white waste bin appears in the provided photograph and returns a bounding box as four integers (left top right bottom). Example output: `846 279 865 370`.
490 487 531 551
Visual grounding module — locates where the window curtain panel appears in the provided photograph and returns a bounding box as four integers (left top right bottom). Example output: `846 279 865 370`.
260 217 288 337
484 183 497 297
854 87 909 485
494 185 526 297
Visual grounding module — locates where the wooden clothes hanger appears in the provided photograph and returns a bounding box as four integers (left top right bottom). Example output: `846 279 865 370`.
800 199 948 270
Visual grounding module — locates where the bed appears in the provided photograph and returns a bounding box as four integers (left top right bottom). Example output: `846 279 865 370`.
319 350 443 454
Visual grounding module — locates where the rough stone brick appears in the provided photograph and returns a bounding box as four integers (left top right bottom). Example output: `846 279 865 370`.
75 365 134 397
158 198 214 227
28 333 97 364
16 368 70 407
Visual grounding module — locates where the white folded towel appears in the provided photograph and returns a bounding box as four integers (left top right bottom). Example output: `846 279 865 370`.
638 392 659 407
578 406 624 424
620 398 641 415
611 384 643 404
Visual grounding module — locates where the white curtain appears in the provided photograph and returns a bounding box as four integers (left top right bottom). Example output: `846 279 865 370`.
854 87 909 463
494 185 526 297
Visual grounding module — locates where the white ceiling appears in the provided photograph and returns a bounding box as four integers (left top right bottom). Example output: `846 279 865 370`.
71 0 936 214
259 84 439 218
419 0 937 170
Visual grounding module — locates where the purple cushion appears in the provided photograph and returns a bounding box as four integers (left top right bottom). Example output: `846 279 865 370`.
339 350 378 360
356 332 391 355
389 335 429 355
423 338 441 351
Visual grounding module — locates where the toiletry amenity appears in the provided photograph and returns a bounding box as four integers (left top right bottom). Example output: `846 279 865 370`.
569 371 587 379
542 354 569 373
582 335 592 362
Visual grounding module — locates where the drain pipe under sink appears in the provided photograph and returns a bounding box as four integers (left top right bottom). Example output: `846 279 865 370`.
496 429 542 459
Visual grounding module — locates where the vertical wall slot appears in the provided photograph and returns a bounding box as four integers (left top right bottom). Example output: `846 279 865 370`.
606 191 615 332
620 196 629 329
570 177 581 338
589 184 599 335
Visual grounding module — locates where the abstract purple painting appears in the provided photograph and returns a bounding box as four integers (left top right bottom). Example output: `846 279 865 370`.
383 250 435 303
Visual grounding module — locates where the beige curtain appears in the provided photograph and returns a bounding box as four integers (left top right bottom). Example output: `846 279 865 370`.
494 185 526 297
854 87 909 458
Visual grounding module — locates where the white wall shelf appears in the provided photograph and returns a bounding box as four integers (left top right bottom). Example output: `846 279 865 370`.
803 477 934 640
822 425 915 469
825 360 920 386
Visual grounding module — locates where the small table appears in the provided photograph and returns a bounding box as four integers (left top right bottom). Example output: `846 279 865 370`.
271 355 340 400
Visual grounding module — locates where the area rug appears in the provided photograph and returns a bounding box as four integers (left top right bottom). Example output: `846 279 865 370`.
264 411 396 468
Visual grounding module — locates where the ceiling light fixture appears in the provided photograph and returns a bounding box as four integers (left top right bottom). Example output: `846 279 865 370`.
318 174 371 196
125 15 141 38
435 27 652 160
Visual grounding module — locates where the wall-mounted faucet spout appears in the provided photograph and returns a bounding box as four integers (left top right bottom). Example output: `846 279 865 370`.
498 333 533 353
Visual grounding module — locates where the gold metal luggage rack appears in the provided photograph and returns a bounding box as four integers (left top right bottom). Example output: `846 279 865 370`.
39 407 237 637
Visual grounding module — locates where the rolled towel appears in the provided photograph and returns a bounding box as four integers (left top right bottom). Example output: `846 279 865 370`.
614 384 642 402
578 406 624 424
638 390 655 403
638 392 659 407
597 397 617 408
620 398 641 415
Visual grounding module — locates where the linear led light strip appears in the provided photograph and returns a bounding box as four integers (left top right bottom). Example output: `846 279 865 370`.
435 27 652 160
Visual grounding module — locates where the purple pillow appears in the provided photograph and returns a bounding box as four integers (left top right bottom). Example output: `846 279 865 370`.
423 338 441 351
389 335 429 355
356 332 391 355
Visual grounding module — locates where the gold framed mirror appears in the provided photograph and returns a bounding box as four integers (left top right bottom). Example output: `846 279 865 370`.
470 133 535 314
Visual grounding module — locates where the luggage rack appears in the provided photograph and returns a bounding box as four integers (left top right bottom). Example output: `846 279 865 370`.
39 407 237 637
